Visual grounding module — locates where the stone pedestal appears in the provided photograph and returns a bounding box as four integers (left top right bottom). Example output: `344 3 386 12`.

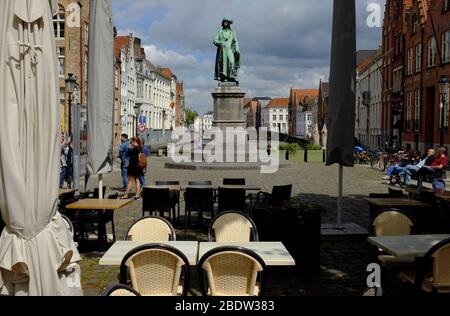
212 82 246 129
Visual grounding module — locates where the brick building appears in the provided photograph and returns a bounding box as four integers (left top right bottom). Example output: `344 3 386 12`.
317 81 329 131
54 0 90 135
402 0 450 151
288 88 319 136
381 0 412 148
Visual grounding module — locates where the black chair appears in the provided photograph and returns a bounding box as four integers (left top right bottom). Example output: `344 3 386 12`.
103 284 141 296
217 187 247 213
208 211 259 242
78 193 118 249
197 246 266 296
119 244 191 296
184 187 215 227
141 187 175 222
58 191 76 212
155 181 181 222
388 187 405 198
256 185 292 209
188 181 213 186
79 185 107 199
223 178 246 186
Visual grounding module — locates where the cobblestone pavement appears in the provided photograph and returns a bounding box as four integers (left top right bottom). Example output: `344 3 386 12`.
77 157 444 296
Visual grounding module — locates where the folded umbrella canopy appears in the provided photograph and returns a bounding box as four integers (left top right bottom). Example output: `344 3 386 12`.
0 0 82 295
86 0 114 196
325 0 356 227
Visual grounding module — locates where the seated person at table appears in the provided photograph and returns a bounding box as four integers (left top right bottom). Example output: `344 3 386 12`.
417 148 448 189
396 149 435 187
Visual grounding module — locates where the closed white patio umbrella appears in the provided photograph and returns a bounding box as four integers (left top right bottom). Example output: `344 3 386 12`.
0 0 82 295
86 0 114 199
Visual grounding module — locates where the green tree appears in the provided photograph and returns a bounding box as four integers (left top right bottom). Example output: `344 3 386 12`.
185 109 199 127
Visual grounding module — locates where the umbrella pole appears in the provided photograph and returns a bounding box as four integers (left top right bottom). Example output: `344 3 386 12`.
337 164 343 228
98 174 103 200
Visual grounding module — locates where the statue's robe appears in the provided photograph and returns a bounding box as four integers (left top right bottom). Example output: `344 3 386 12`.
214 29 240 82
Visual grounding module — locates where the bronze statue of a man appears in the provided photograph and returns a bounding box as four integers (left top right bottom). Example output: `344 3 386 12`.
214 17 240 83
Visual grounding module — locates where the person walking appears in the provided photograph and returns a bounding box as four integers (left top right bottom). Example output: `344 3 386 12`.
140 139 150 187
122 138 143 200
119 134 130 192
59 133 72 188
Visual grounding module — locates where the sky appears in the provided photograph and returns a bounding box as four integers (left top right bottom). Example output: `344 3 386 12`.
112 0 385 115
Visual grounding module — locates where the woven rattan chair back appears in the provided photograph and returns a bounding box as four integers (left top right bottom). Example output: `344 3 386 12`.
370 209 414 236
432 243 450 286
209 211 258 242
120 244 190 296
103 284 141 296
125 216 176 242
198 246 265 296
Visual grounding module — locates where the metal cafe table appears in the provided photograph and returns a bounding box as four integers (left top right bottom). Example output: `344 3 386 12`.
99 242 295 267
66 198 133 251
198 242 296 267
99 241 199 266
367 235 450 259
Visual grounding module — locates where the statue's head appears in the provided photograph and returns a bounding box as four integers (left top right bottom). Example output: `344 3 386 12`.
221 17 233 28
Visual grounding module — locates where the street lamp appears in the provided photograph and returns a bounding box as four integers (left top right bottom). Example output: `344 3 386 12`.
65 73 76 135
439 75 449 147
134 104 141 137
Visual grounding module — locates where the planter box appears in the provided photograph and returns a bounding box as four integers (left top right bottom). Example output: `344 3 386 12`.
253 203 323 271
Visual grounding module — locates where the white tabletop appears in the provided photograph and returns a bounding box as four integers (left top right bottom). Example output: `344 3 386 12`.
198 242 295 267
99 241 199 266
367 235 450 258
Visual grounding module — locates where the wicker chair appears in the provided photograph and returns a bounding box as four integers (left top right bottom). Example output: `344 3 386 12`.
124 216 176 242
256 185 292 209
103 284 141 296
209 211 259 242
362 286 383 296
184 187 215 227
223 178 246 186
141 187 174 222
399 238 450 294
155 181 181 222
120 244 190 296
369 209 415 267
197 246 266 296
217 187 247 213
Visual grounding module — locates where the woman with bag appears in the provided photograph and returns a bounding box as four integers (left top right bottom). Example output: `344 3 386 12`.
122 138 143 200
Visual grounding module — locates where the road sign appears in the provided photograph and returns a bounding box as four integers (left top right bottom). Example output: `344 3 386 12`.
139 116 147 125
138 123 146 133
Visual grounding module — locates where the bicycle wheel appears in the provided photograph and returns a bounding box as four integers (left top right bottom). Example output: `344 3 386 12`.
370 154 378 169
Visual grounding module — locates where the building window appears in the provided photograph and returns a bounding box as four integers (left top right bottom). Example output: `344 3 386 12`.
279 115 283 121
273 115 277 121
57 47 65 76
414 90 421 131
444 0 450 12
407 48 413 75
428 36 437 67
443 94 449 128
406 92 412 131
415 44 422 73
412 15 419 34
84 23 89 46
443 30 450 63
53 6 65 39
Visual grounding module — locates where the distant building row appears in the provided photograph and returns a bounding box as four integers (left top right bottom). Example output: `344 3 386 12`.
52 1 185 150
